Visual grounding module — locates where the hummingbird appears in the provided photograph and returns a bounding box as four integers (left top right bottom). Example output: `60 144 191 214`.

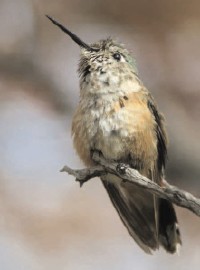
46 15 182 254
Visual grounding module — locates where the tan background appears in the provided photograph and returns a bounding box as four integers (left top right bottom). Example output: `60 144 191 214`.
0 0 200 269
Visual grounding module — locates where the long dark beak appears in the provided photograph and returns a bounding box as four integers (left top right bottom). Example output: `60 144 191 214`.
46 15 98 52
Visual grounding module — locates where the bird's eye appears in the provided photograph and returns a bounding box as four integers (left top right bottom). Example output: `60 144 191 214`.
113 53 121 61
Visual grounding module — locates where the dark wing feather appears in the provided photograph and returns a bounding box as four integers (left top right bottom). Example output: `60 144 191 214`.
147 96 182 252
147 96 168 173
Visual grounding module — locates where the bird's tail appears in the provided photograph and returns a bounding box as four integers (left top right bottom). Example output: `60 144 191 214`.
102 174 182 254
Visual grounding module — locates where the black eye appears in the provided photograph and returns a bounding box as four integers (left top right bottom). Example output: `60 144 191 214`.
113 53 121 61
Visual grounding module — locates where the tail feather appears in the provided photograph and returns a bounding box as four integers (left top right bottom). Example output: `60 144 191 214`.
159 199 182 253
102 175 158 254
102 174 182 254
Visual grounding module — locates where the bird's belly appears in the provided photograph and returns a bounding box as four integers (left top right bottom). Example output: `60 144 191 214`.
94 127 129 161
93 110 136 160
91 107 157 167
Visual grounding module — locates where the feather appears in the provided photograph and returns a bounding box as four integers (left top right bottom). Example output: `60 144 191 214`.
102 174 158 253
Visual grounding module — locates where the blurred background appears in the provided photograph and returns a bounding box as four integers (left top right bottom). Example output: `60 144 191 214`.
0 0 200 269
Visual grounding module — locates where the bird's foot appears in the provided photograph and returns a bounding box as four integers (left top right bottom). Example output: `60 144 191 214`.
116 163 129 175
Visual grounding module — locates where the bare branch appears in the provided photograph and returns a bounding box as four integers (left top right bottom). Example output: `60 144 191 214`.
61 152 200 217
60 165 106 187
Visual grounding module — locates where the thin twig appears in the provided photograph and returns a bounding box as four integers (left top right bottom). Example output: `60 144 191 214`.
60 165 106 187
61 152 200 217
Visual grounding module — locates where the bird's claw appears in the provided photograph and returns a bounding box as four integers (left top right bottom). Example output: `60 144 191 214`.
116 163 129 175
